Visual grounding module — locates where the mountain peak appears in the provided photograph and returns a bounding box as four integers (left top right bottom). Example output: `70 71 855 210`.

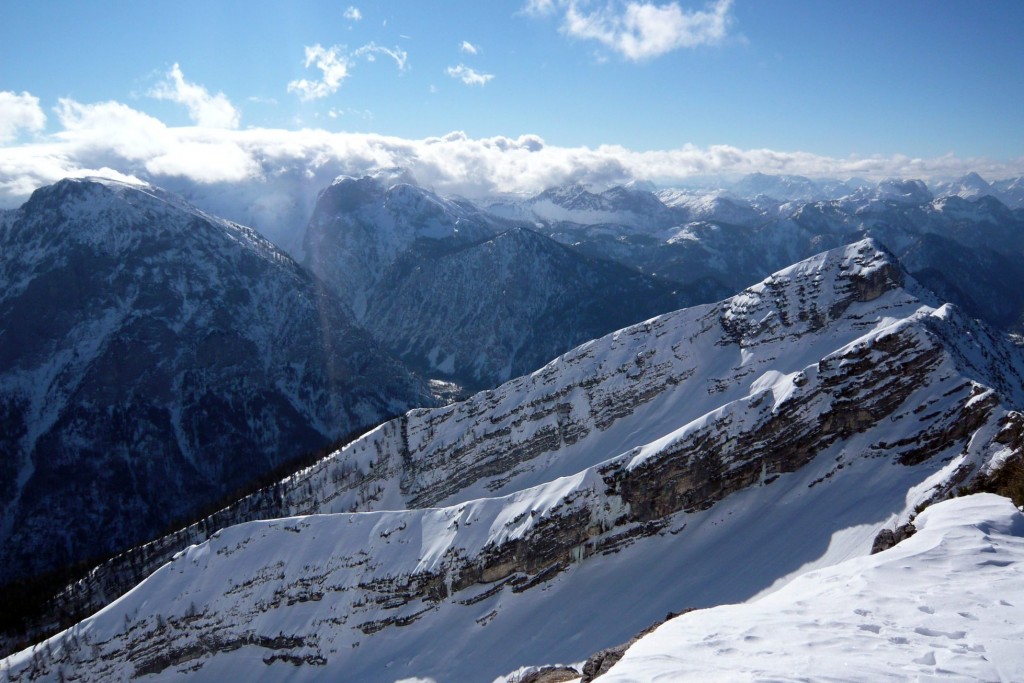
960 170 989 186
873 178 933 204
11 176 276 266
721 238 905 345
730 172 821 201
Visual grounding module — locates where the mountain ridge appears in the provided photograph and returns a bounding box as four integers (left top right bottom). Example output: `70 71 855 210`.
6 238 1022 681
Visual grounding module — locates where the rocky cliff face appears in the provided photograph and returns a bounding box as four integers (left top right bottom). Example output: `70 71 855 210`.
0 178 433 586
7 239 1023 682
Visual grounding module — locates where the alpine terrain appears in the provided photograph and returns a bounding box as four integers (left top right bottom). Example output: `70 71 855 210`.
5 238 1023 682
0 178 434 589
491 175 1024 334
303 173 702 389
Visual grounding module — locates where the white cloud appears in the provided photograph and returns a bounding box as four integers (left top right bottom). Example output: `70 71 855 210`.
0 91 47 143
2 96 1023 216
531 0 735 61
460 41 480 55
148 64 240 129
522 0 557 16
327 107 374 121
343 6 362 21
55 97 170 159
287 43 408 101
288 44 351 101
353 42 409 71
446 64 495 86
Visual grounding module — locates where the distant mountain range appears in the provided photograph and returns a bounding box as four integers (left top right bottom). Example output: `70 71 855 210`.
482 173 1024 333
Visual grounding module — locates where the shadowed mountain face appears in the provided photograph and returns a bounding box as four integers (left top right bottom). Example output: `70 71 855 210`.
9 239 1022 682
304 176 715 390
363 227 708 389
303 174 511 321
0 178 434 585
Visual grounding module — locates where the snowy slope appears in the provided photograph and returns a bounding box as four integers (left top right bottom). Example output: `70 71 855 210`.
600 493 1024 683
242 239 1024 528
0 177 433 586
6 239 1024 682
655 188 765 226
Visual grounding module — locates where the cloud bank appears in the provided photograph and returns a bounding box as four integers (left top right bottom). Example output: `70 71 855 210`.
1 93 1022 213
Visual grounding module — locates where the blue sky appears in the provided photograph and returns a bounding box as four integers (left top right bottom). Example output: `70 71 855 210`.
1 0 1022 202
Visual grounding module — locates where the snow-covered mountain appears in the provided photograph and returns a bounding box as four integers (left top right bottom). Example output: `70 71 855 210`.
0 178 433 587
655 188 765 226
7 239 1023 682
726 171 858 202
304 173 512 320
303 175 703 389
990 176 1024 209
859 177 935 205
931 171 1024 210
520 178 1024 334
933 171 994 201
486 183 684 234
785 191 1024 331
